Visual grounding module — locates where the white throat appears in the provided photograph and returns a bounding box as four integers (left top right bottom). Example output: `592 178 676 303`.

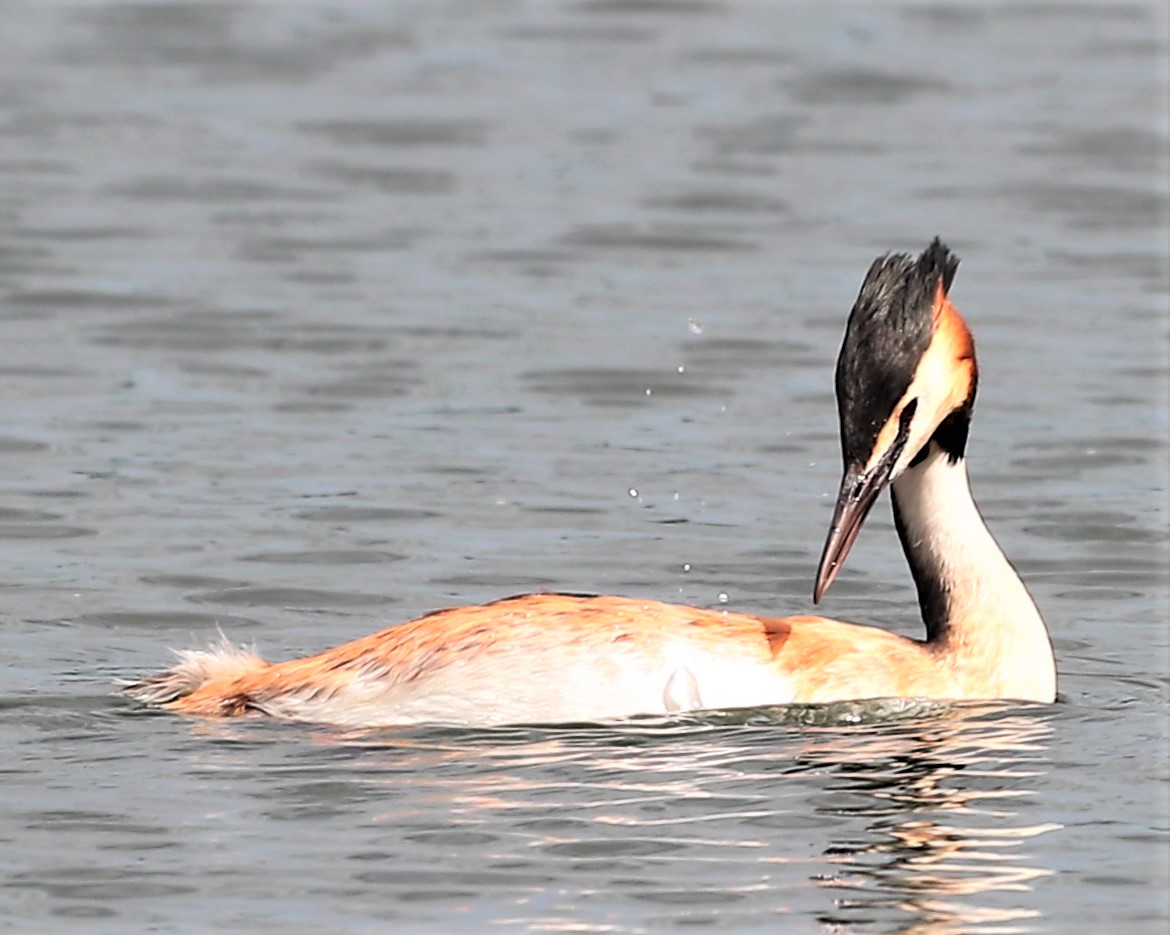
890 446 1056 701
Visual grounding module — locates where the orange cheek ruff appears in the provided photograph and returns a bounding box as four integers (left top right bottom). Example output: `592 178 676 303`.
933 289 976 407
866 286 977 476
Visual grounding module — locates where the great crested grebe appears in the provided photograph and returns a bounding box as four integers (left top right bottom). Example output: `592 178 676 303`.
124 239 1056 727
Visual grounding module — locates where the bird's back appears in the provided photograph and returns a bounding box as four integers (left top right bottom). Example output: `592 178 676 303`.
133 593 938 727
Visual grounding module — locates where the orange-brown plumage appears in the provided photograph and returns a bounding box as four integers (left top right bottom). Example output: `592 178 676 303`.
139 593 961 726
124 240 1057 728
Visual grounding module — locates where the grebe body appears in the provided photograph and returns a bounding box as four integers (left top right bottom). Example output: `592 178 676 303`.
125 240 1056 727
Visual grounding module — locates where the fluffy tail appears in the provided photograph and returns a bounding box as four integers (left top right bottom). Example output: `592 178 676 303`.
122 637 270 717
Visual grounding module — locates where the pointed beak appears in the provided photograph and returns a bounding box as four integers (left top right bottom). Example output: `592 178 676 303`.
813 457 897 604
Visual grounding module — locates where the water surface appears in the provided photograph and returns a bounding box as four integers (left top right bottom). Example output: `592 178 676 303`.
1 1 1167 932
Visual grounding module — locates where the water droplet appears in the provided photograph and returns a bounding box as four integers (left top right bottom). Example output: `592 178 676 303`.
677 365 685 374
645 387 652 396
687 318 703 335
718 592 728 604
682 563 691 573
627 487 639 498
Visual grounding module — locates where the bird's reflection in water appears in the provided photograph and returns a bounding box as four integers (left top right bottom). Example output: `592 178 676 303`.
797 702 1059 933
196 700 1060 933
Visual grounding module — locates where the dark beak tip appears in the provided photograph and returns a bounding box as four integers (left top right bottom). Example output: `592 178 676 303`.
812 561 834 606
813 460 891 609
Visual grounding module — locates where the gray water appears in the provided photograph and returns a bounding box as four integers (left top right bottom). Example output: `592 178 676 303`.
1 1 1167 932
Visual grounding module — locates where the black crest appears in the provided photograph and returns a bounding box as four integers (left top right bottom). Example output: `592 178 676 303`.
835 238 960 464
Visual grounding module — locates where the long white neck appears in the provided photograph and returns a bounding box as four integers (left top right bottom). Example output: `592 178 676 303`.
890 446 1056 702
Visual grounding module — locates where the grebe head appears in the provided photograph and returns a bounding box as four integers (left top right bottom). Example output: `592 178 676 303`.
814 238 979 603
